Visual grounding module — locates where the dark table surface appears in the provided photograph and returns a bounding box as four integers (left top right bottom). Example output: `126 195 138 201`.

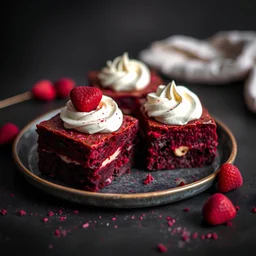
1 1 256 255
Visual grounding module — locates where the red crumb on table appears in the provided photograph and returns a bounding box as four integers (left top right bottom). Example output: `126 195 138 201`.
17 210 26 216
183 208 190 212
192 232 198 239
182 234 189 242
59 216 67 221
0 209 7 215
73 210 79 214
252 207 256 213
43 217 49 223
201 235 205 240
157 243 168 253
48 211 54 217
112 217 116 221
58 209 63 215
82 222 89 228
235 205 240 211
167 221 173 227
226 221 233 227
143 174 154 185
212 232 218 240
61 230 67 237
206 233 212 239
114 225 118 228
53 228 68 237
54 229 61 237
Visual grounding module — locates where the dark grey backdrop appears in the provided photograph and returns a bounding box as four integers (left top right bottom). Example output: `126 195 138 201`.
1 1 256 255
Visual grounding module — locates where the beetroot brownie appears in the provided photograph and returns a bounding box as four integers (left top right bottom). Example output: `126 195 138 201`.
36 87 139 191
139 81 218 170
88 52 163 114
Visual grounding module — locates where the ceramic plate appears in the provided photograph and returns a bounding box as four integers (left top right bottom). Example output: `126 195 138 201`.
13 108 237 208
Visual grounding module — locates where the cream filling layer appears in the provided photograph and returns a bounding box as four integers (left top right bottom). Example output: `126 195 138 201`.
42 147 123 168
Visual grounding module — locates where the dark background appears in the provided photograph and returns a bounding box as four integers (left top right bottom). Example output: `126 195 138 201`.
1 0 256 255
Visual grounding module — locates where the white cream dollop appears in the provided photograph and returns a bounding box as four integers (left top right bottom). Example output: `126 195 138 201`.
60 96 123 134
144 81 203 125
98 52 151 92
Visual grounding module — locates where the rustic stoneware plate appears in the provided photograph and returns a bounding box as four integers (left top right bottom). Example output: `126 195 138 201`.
13 108 237 208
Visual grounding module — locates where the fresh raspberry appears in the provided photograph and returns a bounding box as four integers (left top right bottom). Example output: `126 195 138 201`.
0 123 19 145
54 77 76 98
218 163 243 192
70 86 102 112
31 80 56 101
202 193 236 225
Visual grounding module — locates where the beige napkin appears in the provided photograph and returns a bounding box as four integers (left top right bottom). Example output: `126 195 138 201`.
139 31 256 112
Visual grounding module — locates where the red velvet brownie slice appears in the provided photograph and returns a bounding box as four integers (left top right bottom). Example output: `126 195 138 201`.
36 87 139 191
88 52 163 114
139 81 218 170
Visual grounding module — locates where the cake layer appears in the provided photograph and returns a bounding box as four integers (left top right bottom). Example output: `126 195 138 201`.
88 70 163 114
138 107 218 170
38 149 131 191
36 114 139 169
146 148 217 170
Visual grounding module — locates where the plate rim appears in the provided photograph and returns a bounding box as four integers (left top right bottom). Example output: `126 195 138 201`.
12 107 237 200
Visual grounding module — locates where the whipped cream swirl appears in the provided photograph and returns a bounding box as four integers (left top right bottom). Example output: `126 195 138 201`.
98 52 150 92
60 96 123 134
144 81 203 125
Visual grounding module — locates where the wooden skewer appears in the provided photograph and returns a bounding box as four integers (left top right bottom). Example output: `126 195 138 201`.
0 91 33 109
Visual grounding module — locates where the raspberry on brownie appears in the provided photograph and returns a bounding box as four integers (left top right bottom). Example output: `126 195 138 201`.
36 86 139 191
138 81 218 170
87 52 163 114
